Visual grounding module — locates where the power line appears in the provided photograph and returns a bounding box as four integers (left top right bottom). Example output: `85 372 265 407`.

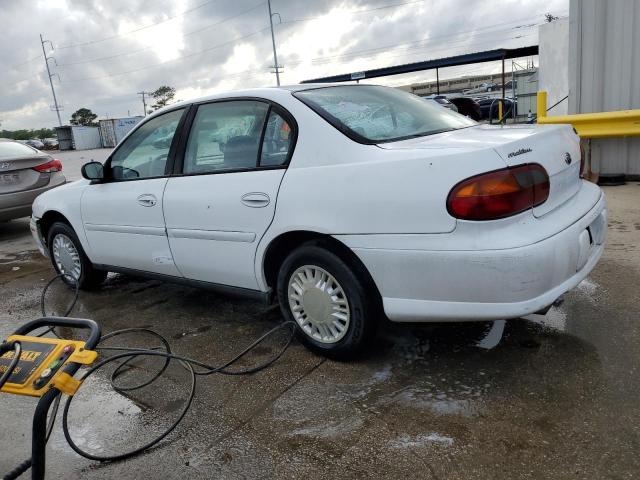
280 0 433 25
56 0 222 49
57 13 544 84
306 23 540 66
60 27 271 83
282 31 537 77
8 54 42 70
57 2 266 67
282 4 566 28
58 18 540 86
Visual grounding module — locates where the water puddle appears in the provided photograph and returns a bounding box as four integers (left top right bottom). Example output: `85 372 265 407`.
576 277 600 304
389 432 454 448
378 384 484 417
525 307 568 332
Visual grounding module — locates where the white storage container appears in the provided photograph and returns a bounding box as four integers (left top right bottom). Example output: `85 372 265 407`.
99 117 143 148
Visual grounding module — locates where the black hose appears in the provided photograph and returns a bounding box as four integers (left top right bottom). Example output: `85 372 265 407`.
2 459 31 480
0 342 21 390
36 274 80 339
22 273 297 465
61 320 295 462
62 350 197 462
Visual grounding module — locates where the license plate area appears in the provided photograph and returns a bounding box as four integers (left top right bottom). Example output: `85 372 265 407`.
0 172 20 184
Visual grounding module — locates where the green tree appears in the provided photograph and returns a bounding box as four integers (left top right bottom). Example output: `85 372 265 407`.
149 86 176 112
0 128 56 140
70 108 98 126
32 128 56 139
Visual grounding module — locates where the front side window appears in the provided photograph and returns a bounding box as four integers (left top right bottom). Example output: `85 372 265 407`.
184 101 269 174
294 85 476 143
110 108 184 180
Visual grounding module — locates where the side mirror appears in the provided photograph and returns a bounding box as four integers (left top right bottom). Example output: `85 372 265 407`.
81 161 104 181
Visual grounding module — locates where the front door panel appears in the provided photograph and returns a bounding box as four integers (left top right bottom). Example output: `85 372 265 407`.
79 107 186 276
81 179 180 275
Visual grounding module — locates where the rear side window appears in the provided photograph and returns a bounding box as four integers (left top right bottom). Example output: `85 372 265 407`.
184 101 269 174
0 141 38 158
260 110 293 166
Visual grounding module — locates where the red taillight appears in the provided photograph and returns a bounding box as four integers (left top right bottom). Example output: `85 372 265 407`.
447 164 549 221
33 159 62 173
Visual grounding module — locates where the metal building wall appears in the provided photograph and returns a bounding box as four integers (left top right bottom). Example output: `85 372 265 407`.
569 0 640 176
71 126 102 150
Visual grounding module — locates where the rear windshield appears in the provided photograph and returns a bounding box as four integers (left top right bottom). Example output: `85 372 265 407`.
294 85 476 143
0 141 38 158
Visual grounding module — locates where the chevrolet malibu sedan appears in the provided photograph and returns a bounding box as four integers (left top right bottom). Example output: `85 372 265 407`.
0 139 65 221
30 85 607 358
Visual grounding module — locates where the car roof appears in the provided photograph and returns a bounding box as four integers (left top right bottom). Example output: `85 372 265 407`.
167 83 381 111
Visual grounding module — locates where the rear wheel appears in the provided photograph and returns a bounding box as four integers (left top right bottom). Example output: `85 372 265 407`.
277 244 378 359
47 222 107 290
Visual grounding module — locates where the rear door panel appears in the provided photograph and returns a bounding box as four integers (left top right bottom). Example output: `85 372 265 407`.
164 169 285 289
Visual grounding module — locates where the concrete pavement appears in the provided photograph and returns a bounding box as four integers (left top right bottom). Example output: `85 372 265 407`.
55 148 112 182
0 183 639 479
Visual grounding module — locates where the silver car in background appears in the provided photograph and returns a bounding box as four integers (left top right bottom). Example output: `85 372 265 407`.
0 139 65 221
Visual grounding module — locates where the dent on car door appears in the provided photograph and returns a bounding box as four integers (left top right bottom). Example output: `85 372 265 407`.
163 100 296 289
81 108 186 275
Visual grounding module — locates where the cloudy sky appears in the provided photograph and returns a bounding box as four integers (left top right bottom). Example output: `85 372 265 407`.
1 0 567 130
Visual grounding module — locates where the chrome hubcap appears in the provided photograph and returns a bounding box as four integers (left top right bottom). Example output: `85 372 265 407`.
288 265 350 344
52 234 81 280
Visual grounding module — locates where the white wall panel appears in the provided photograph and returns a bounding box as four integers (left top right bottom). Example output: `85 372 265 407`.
569 0 640 176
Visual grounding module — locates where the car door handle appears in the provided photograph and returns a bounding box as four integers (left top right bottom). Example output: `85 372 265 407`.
241 192 270 208
137 194 157 207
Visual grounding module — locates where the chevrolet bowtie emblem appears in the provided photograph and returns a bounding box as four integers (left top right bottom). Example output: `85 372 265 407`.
564 152 572 165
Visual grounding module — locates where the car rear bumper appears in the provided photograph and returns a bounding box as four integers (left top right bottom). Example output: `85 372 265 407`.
339 184 607 322
0 173 66 221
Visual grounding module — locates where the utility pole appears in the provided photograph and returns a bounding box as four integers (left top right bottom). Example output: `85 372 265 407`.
137 91 153 116
267 0 281 86
40 34 62 126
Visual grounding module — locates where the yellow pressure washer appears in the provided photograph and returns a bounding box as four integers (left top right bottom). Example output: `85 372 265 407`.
1 317 101 480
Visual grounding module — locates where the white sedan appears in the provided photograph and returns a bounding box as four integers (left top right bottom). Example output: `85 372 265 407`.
31 85 607 358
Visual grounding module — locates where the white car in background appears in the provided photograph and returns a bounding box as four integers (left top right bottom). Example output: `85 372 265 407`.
30 85 607 358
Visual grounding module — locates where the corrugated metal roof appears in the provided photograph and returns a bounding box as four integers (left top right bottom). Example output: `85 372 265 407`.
301 46 539 83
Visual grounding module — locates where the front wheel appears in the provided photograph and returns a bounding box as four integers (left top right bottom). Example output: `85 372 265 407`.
277 244 378 359
47 222 107 290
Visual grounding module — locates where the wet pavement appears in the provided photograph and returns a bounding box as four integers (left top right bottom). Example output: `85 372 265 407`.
1 184 639 479
54 148 112 182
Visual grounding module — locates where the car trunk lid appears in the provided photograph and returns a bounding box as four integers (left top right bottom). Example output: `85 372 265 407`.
378 124 582 218
488 124 581 217
0 154 53 194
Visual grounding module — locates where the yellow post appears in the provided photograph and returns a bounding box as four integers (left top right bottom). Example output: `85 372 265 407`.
537 91 548 121
498 100 503 123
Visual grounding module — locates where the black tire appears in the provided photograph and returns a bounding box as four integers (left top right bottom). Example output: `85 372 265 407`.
47 221 107 290
277 243 379 359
